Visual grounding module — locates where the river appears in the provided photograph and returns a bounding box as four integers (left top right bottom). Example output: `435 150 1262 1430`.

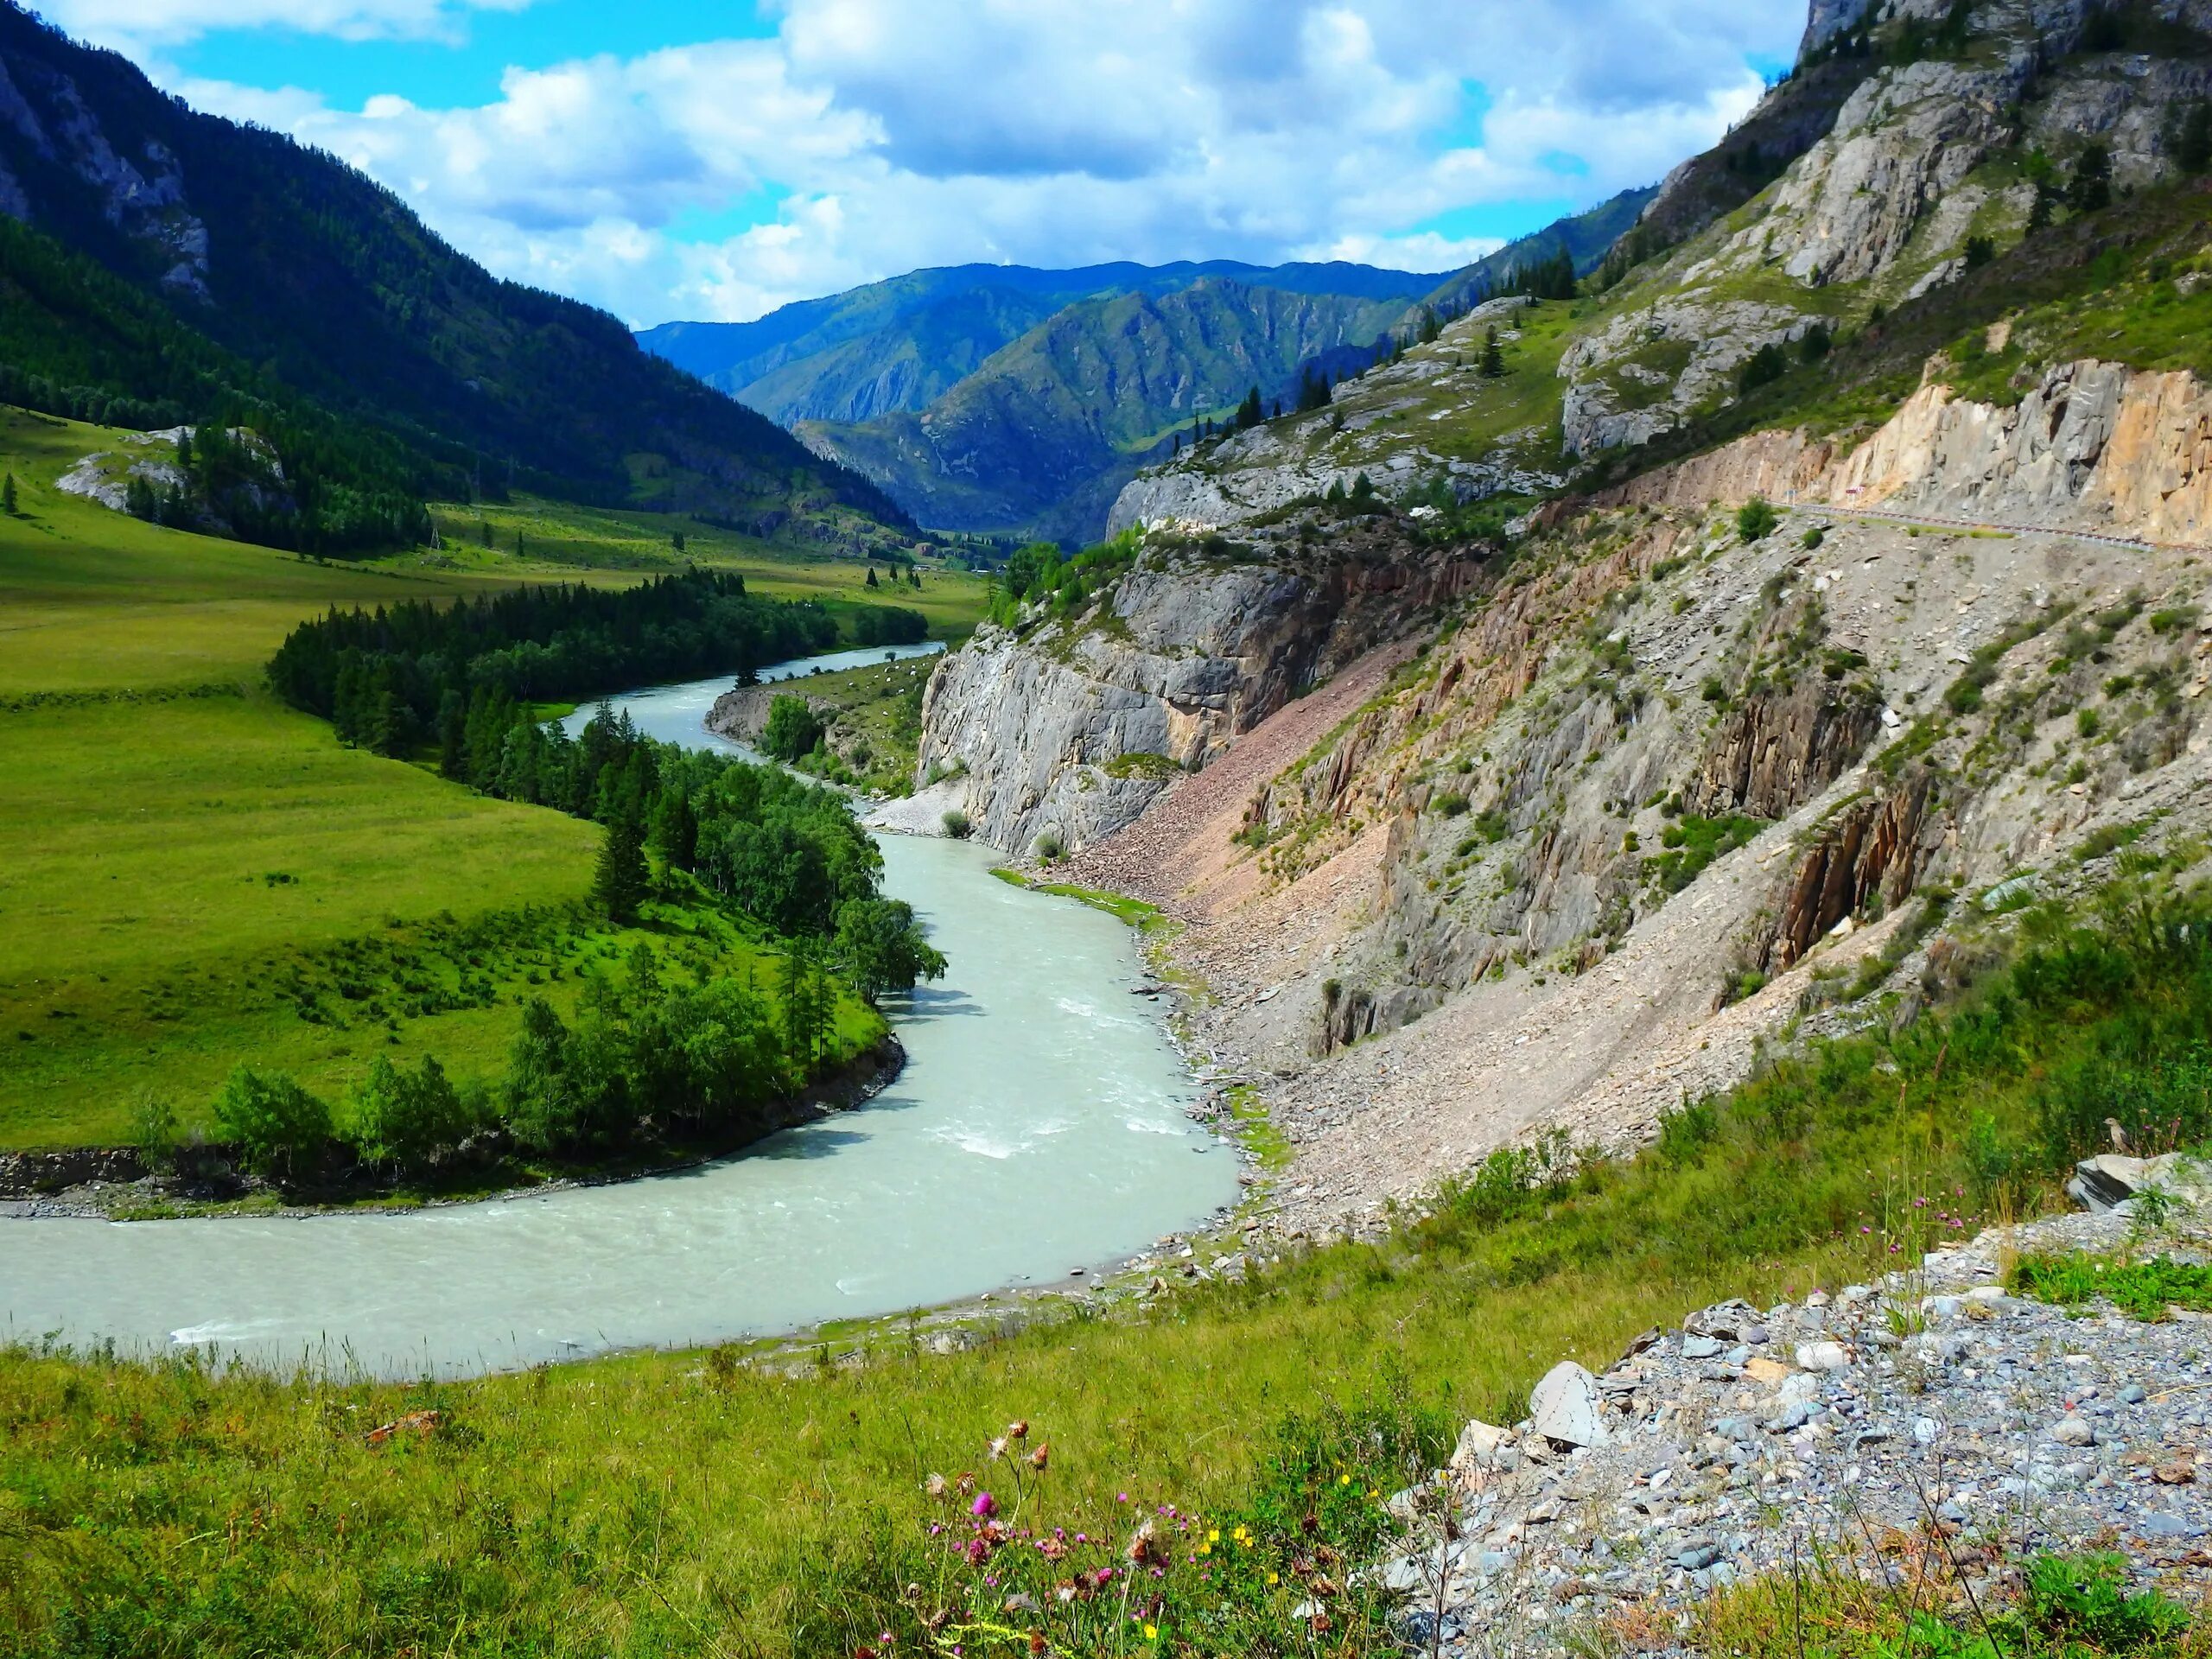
0 651 1238 1376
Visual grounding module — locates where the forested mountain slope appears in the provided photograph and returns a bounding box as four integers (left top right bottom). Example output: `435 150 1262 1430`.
0 2 908 548
637 259 1439 429
798 277 1418 542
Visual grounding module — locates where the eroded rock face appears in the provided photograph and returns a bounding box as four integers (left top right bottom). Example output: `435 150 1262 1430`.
1827 362 2212 545
1581 359 2212 550
918 533 1484 855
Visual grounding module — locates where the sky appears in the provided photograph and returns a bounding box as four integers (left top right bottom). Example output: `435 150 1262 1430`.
40 0 1807 328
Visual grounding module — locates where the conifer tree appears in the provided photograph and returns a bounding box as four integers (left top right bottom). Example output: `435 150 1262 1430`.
594 810 649 925
1 473 15 515
865 566 879 588
1479 327 1505 378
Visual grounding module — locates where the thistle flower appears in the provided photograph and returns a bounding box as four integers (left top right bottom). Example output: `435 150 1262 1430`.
925 1473 949 1500
1008 1419 1029 1440
1039 1537 1066 1561
1127 1519 1165 1567
1030 1442 1050 1471
957 1472 977 1497
988 1437 1009 1460
972 1491 998 1518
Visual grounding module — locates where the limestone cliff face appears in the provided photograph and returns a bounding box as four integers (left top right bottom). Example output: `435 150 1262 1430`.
916 529 1485 855
1580 359 2212 550
1826 362 2212 544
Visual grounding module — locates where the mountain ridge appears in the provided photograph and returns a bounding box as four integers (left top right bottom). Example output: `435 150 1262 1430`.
0 1 910 548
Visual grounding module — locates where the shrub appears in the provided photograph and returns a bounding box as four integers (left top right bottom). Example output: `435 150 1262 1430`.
130 1091 181 1173
1736 499 1780 543
1103 750 1181 780
1033 830 1065 862
940 809 971 839
213 1065 334 1181
1802 525 1825 551
1431 791 1471 817
1736 343 1789 397
760 696 825 763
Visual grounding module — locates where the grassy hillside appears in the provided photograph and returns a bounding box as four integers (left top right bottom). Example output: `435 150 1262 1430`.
3 867 2204 1654
0 408 949 1153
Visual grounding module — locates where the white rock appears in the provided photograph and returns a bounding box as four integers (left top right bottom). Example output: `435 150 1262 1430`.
1796 1341 1849 1373
1529 1362 1607 1448
2050 1418 2096 1447
1451 1418 1516 1471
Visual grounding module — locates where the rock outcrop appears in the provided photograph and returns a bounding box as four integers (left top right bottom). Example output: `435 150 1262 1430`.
1584 359 2212 549
918 530 1484 855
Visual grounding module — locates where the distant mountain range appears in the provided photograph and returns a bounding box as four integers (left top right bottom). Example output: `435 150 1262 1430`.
639 218 1680 543
0 2 908 552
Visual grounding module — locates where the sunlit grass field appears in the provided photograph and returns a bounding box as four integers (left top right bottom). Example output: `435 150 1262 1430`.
0 406 945 1148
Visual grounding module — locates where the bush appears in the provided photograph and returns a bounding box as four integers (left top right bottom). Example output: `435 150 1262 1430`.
213 1065 334 1181
1802 525 1825 551
760 695 825 763
1736 343 1789 397
1033 830 1065 862
348 1054 480 1173
1736 499 1780 543
130 1092 181 1173
1431 791 1471 817
940 809 971 839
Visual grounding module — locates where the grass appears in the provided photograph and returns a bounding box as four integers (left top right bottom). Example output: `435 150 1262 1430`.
423 493 990 642
2012 1254 2212 1322
0 408 911 1151
7 879 2210 1652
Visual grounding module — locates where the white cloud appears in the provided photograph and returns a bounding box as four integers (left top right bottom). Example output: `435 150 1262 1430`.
155 0 1806 325
43 0 533 49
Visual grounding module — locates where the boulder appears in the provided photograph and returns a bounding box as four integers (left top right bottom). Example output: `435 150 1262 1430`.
1529 1362 1607 1449
2068 1153 2212 1216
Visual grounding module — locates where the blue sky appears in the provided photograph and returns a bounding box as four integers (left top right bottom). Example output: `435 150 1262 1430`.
43 0 1806 327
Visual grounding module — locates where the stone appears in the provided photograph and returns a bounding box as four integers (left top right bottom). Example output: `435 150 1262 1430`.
1529 1362 1608 1449
2050 1418 2096 1447
1678 1540 1724 1571
2121 1384 2148 1405
1796 1341 1849 1373
1681 1335 1725 1361
1745 1357 1794 1386
2138 1512 2200 1541
1451 1418 1516 1472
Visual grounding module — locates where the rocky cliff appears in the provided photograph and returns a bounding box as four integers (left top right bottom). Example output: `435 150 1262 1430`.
918 527 1484 855
1581 359 2212 549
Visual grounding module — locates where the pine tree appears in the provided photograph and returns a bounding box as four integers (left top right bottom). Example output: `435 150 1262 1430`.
2177 99 2212 174
671 530 686 554
594 810 649 925
1 473 15 515
1479 327 1505 378
865 566 879 588
2067 143 2113 213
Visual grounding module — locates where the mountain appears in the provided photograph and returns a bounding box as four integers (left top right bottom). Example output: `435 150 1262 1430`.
639 259 1441 429
912 0 2212 1240
1418 186 1657 311
0 3 908 550
795 277 1414 543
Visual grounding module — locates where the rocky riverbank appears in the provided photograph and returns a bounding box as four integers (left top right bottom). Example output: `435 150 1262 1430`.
1373 1205 2212 1656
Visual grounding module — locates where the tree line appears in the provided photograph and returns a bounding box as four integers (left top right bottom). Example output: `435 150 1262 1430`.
196 699 948 1185
268 569 841 760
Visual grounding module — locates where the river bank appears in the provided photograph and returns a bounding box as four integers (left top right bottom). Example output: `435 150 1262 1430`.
0 1036 907 1222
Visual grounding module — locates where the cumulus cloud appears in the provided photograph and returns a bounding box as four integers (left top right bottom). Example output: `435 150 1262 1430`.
43 0 533 49
160 0 1802 325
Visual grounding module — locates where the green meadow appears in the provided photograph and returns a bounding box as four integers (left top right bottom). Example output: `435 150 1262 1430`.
0 407 969 1150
